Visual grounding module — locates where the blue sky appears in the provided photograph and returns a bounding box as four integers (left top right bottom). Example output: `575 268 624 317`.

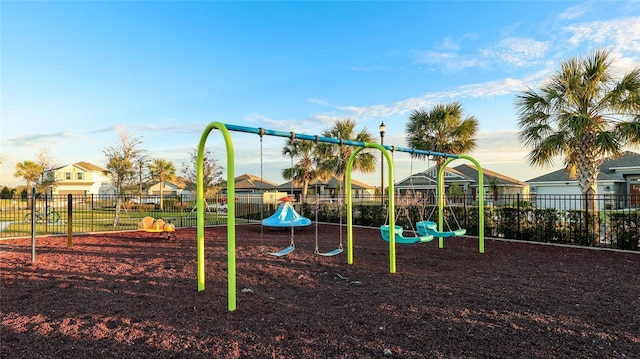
2 1 639 188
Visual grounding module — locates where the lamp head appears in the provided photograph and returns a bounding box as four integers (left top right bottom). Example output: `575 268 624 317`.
379 121 386 135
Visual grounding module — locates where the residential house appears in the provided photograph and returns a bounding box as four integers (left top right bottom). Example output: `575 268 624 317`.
395 164 529 206
527 151 640 209
276 176 375 201
216 174 281 204
147 176 191 197
218 174 375 203
233 174 278 193
46 162 113 195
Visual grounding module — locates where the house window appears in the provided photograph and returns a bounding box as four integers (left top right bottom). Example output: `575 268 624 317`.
77 172 84 180
65 172 71 180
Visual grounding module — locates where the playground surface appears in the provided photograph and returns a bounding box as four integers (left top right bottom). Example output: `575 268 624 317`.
1 225 639 358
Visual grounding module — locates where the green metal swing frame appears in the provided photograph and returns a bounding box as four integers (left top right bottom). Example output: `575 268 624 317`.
195 122 485 311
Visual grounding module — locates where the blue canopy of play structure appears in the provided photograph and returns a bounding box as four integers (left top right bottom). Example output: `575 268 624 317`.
262 202 312 228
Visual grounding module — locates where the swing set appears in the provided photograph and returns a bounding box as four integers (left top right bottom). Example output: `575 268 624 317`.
195 122 485 311
256 133 339 257
381 150 467 244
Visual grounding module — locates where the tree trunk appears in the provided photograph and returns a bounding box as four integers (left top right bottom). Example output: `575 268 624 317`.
301 179 310 204
159 180 164 210
113 196 121 227
575 143 602 245
342 173 347 197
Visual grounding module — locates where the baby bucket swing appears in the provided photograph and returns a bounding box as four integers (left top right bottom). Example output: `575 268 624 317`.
380 149 434 244
415 156 466 238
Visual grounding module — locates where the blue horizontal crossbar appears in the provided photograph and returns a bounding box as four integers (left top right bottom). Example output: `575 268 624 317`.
224 123 459 159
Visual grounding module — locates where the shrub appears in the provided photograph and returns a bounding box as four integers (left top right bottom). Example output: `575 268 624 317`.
609 212 639 250
565 210 599 246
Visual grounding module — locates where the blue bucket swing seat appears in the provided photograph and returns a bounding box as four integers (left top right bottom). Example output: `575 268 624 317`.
380 224 434 244
416 220 466 238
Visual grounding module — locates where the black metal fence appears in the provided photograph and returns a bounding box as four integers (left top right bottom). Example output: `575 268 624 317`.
1 193 638 251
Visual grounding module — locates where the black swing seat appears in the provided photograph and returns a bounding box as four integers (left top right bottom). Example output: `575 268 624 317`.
268 245 295 257
315 248 343 257
380 225 434 244
416 221 466 238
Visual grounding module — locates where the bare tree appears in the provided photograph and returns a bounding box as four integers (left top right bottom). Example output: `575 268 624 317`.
103 128 144 226
182 148 224 198
35 147 57 197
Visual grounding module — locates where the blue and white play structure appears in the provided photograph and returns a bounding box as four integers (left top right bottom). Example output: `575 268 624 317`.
262 198 311 228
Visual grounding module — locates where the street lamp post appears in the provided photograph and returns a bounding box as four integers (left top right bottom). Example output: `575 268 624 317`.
379 121 386 206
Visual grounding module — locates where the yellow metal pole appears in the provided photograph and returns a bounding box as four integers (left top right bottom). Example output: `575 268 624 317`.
438 157 484 253
196 122 237 311
346 143 395 272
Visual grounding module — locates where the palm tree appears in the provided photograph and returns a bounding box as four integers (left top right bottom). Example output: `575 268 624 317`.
488 177 501 203
316 119 377 196
516 49 640 244
149 159 176 210
406 103 478 208
14 160 43 200
281 139 319 203
406 102 479 172
515 49 640 213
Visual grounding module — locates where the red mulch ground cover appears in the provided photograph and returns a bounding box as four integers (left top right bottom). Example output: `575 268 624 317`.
1 224 639 358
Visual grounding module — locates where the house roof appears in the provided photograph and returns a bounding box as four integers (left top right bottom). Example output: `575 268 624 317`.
277 176 373 190
234 174 278 190
74 162 107 172
526 151 640 183
159 176 188 190
396 166 469 188
397 164 527 188
454 164 528 187
51 161 106 172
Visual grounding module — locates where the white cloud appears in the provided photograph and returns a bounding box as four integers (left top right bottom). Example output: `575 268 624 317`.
416 36 549 70
413 51 481 71
456 78 527 98
565 16 640 52
243 112 328 134
481 37 550 67
312 77 527 123
350 65 394 72
473 129 525 161
441 36 460 51
557 2 591 20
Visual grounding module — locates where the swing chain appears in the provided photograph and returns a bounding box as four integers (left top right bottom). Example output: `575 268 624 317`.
289 153 295 248
259 131 265 252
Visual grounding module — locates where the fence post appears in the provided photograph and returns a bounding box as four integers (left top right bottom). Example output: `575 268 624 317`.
180 194 184 227
31 187 36 263
67 194 73 248
517 193 521 240
91 194 94 233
